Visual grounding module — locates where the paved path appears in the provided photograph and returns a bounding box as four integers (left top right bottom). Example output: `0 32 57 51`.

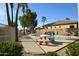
19 35 45 55
19 35 79 55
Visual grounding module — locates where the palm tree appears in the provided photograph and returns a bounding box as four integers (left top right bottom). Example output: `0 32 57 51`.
10 3 13 24
41 16 47 28
15 3 28 41
30 12 37 33
21 3 28 14
5 3 28 41
19 9 37 34
5 3 11 26
19 15 29 35
34 20 38 28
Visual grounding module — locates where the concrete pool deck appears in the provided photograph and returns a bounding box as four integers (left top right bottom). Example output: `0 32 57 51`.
19 35 79 55
40 38 75 53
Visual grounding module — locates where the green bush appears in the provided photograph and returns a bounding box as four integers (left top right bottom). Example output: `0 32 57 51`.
0 41 23 56
46 51 58 56
66 43 79 56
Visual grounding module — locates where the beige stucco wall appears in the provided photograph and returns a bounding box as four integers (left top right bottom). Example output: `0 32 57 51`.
49 24 77 29
0 26 15 41
36 29 47 34
36 23 78 35
10 27 15 41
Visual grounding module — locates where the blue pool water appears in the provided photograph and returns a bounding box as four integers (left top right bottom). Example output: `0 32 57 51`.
47 35 64 39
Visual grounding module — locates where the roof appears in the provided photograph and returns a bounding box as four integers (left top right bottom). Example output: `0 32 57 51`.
35 27 43 30
43 18 78 27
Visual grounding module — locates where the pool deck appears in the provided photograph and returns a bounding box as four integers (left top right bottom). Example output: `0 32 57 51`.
40 38 75 53
19 34 79 55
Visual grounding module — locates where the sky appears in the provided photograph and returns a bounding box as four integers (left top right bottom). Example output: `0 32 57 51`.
0 3 78 29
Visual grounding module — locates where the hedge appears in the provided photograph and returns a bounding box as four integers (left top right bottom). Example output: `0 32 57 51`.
0 41 23 56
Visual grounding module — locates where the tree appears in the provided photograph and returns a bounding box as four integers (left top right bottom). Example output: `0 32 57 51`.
5 3 14 26
34 19 38 28
5 3 11 26
41 16 47 28
19 9 38 34
10 3 13 24
19 15 30 35
30 19 38 33
5 3 28 41
29 12 37 33
19 9 31 35
21 3 28 14
15 3 28 41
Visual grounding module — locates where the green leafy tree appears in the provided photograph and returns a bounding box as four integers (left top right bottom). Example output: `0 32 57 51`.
19 9 31 35
19 15 30 35
29 12 37 33
15 3 28 41
19 9 38 34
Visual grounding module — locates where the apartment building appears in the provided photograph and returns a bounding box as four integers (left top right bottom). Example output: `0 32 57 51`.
36 18 78 36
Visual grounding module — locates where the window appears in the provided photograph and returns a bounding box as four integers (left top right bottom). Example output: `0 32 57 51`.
70 25 74 28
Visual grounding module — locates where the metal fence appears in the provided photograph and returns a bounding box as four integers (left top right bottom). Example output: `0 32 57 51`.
0 23 15 41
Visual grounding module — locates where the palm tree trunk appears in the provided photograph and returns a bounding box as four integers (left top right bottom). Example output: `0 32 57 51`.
11 4 13 24
15 4 19 42
43 22 44 28
5 3 11 26
43 22 45 34
10 3 13 26
23 27 26 35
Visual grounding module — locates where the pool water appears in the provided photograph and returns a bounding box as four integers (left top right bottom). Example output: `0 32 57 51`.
47 35 64 39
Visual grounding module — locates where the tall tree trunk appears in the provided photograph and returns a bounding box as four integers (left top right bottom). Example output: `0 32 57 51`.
43 22 44 28
5 3 11 25
15 4 19 42
23 27 26 35
43 22 44 34
11 4 13 24
12 9 14 25
10 3 13 26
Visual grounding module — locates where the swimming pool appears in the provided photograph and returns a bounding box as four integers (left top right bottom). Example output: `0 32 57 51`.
47 35 65 39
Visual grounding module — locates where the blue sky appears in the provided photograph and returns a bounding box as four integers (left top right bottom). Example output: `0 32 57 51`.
0 3 78 29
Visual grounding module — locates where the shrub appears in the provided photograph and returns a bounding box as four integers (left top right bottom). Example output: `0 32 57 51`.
46 51 58 56
66 43 79 56
0 41 23 56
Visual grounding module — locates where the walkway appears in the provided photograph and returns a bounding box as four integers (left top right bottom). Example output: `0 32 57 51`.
19 35 45 55
19 34 79 55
